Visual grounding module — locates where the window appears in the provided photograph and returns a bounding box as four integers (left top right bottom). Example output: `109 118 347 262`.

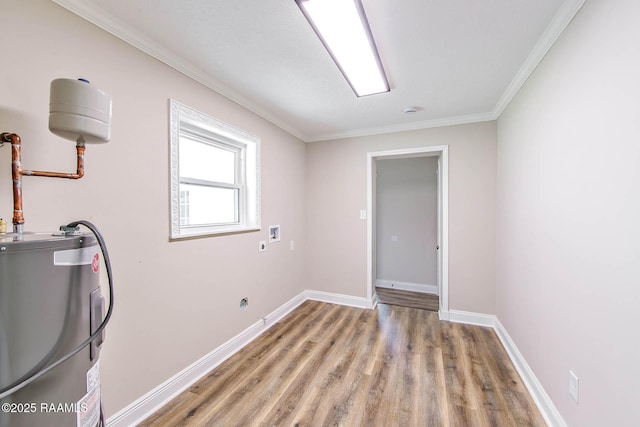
170 100 260 238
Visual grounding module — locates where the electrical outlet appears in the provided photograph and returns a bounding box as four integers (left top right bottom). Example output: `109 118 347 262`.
290 240 295 251
240 298 248 310
569 370 579 403
258 241 266 252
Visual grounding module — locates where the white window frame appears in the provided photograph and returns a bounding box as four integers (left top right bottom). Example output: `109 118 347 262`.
169 99 260 239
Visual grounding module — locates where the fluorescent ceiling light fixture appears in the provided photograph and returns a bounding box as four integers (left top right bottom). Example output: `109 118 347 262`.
296 0 390 97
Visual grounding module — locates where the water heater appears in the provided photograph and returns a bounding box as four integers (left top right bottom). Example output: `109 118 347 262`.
0 78 113 427
0 233 105 427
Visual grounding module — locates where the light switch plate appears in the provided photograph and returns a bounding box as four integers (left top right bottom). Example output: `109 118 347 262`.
569 370 579 403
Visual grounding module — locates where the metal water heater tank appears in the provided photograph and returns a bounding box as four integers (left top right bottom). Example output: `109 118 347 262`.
0 233 104 427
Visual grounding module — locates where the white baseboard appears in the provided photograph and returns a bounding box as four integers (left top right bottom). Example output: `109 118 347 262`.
304 289 375 309
441 310 564 426
109 293 562 427
442 309 497 327
106 291 375 426
370 292 378 309
375 279 438 295
106 292 306 427
494 318 567 427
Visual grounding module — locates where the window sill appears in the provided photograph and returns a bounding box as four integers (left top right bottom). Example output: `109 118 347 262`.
170 225 261 241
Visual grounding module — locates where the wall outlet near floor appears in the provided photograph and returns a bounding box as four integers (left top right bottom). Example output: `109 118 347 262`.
569 370 579 403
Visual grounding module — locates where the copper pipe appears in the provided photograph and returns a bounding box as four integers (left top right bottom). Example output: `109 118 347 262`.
23 143 85 179
1 132 25 230
1 132 86 233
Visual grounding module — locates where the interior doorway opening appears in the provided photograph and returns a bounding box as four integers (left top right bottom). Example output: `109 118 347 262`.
366 146 448 316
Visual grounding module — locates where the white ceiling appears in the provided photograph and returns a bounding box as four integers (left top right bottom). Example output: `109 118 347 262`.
53 0 584 142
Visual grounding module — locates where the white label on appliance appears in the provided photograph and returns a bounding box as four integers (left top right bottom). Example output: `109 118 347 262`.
87 360 100 392
77 361 101 427
76 385 100 427
54 247 99 266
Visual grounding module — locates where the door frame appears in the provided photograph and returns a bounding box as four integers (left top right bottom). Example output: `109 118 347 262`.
366 145 449 315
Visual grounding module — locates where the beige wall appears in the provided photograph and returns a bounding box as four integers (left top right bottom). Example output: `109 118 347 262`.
306 122 497 314
0 0 528 421
496 0 640 425
376 157 438 286
5 1 635 425
0 0 307 415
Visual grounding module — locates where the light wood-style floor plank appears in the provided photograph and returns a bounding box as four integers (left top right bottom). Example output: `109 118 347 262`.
139 301 545 427
375 287 440 311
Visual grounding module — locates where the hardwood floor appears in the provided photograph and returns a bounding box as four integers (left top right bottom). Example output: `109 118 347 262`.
139 301 545 427
375 287 439 311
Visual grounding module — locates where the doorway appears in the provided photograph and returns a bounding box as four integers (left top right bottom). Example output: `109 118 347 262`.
366 146 448 315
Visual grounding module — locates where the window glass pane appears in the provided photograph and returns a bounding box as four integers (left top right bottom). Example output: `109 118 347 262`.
179 136 236 184
179 183 238 225
180 190 190 226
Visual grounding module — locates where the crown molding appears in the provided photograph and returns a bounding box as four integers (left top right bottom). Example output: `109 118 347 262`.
492 0 586 116
50 0 310 142
305 111 497 142
51 0 585 144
